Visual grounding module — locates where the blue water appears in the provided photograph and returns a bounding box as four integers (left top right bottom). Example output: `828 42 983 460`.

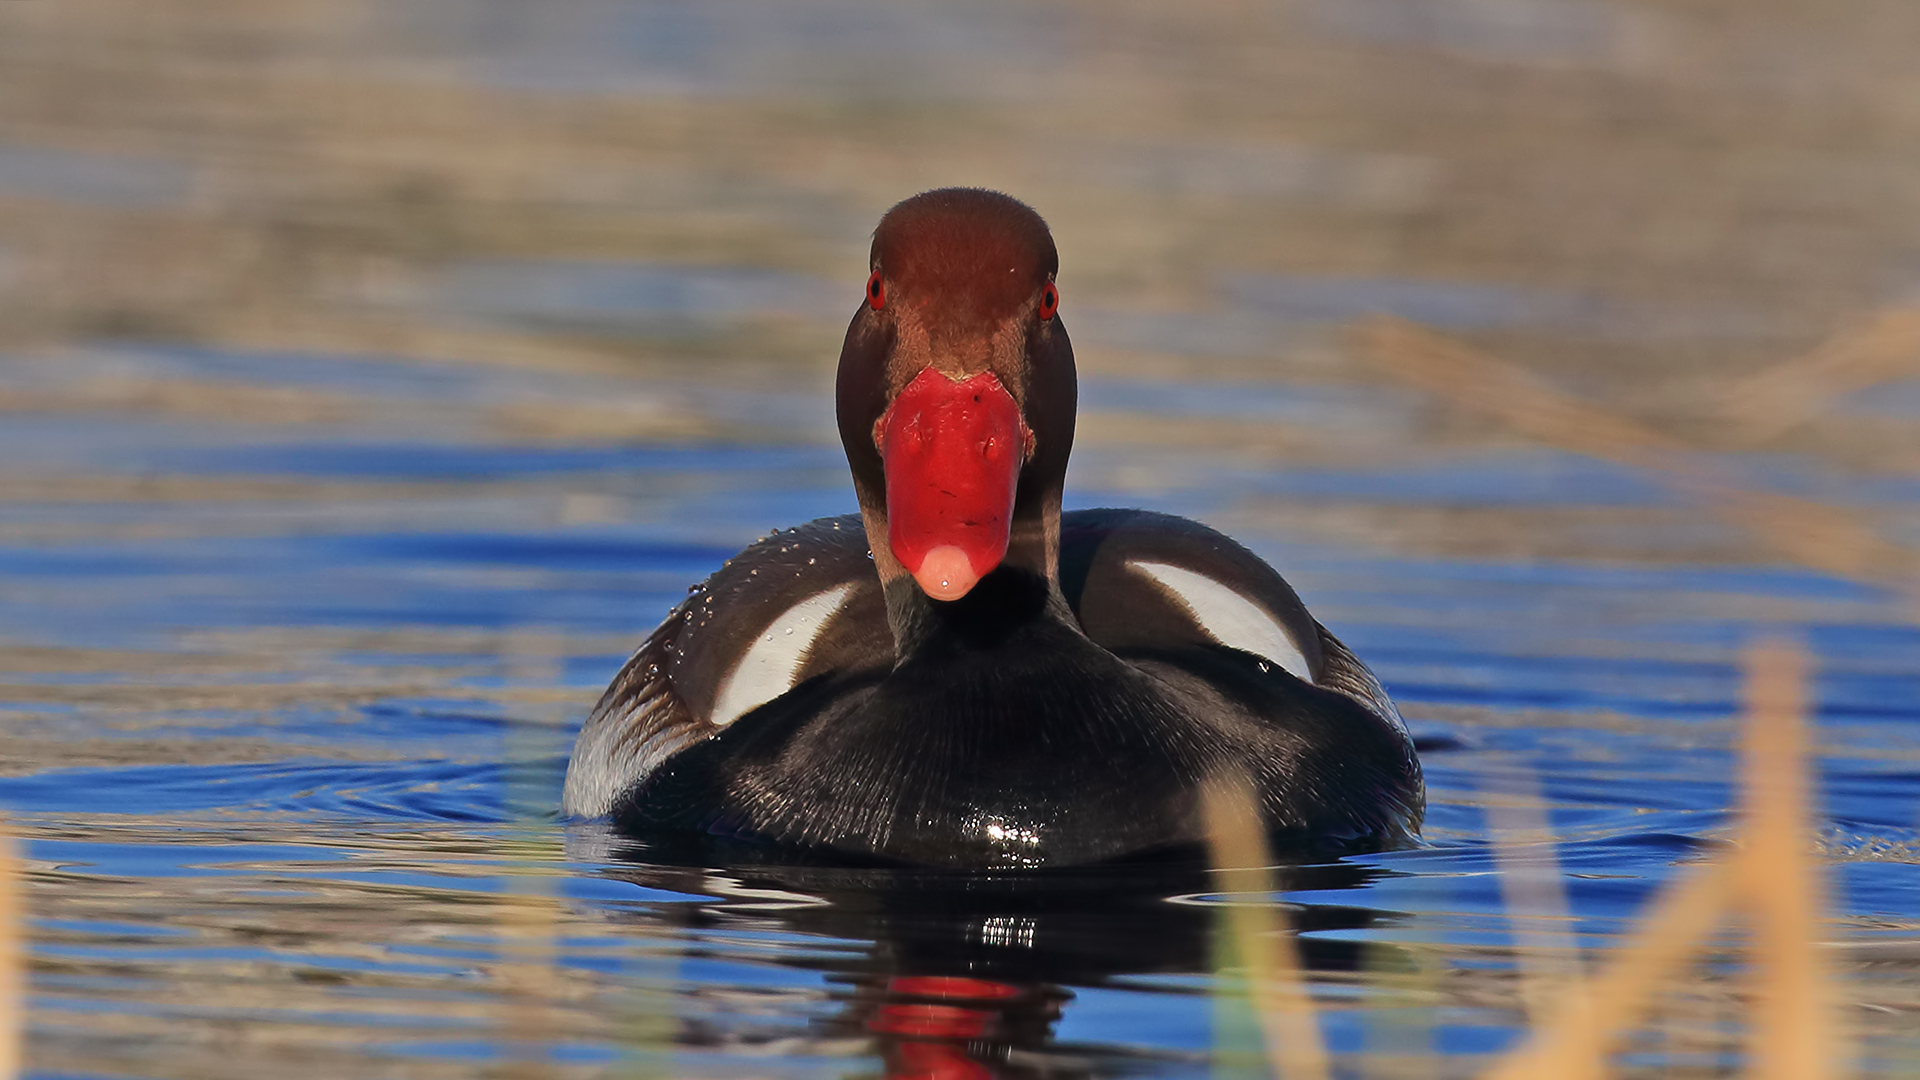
5 0 1920 1071
3 334 1917 1078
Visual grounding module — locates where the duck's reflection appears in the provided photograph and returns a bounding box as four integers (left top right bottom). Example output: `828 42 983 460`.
567 825 1398 1078
858 976 1066 1080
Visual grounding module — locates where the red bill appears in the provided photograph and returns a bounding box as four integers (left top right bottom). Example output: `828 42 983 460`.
879 369 1026 601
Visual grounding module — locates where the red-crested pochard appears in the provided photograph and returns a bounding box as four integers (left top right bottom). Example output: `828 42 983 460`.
564 189 1423 867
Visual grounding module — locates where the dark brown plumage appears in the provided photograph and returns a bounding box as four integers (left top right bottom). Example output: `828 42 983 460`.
564 189 1423 867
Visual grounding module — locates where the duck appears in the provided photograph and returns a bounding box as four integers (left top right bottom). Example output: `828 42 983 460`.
563 188 1423 867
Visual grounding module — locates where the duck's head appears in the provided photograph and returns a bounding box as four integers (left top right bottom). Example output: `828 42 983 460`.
836 188 1076 604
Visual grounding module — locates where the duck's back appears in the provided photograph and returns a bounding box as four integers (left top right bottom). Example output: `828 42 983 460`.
561 515 890 820
564 510 1423 865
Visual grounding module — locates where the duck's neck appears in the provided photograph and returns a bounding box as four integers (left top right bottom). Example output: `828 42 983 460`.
883 565 1080 663
863 500 1072 662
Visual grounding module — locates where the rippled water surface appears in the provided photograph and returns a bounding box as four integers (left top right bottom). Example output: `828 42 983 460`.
3 1 1920 1077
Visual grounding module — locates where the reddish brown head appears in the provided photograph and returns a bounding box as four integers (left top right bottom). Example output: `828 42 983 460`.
836 189 1076 606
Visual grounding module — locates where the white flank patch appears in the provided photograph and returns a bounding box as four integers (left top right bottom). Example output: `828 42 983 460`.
708 583 854 728
1128 561 1312 680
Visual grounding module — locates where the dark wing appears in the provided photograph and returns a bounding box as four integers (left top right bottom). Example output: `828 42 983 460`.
562 603 700 817
1312 622 1405 732
1060 507 1405 732
562 514 890 817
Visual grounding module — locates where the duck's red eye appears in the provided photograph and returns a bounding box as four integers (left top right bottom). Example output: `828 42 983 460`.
1038 281 1059 321
867 270 886 311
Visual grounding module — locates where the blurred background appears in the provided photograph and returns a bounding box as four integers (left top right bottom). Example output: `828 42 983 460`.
1 2 1918 1077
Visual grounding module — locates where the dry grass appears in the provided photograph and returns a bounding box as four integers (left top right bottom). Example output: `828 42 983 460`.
0 815 20 1080
1204 774 1331 1080
1212 639 1846 1079
1356 318 1920 606
1482 765 1584 1033
1741 639 1837 1080
0 5 1912 1077
1336 266 1912 1078
1486 843 1734 1080
1724 309 1920 444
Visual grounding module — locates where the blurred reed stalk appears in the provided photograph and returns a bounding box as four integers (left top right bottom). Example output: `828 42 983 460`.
1721 307 1920 443
1358 933 1443 1080
1740 638 1837 1080
1205 637 1837 1079
1202 774 1330 1080
1355 318 1920 609
499 629 565 1080
0 815 19 1080
1483 857 1732 1080
1482 637 1836 1080
1482 762 1586 1032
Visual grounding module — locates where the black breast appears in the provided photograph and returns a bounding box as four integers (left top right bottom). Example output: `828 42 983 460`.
615 561 1421 867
